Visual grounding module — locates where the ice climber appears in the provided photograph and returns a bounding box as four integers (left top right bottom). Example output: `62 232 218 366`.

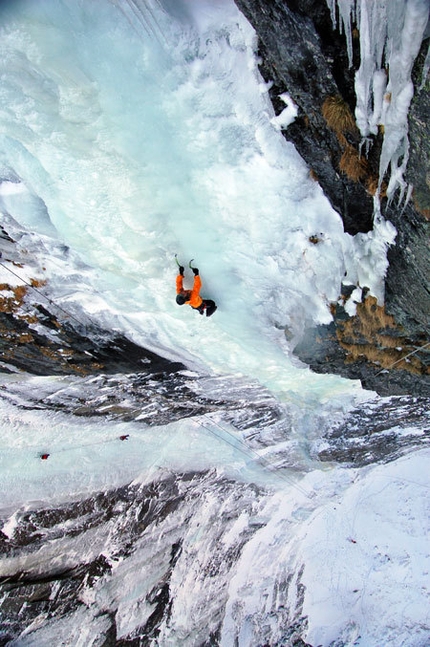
175 260 217 317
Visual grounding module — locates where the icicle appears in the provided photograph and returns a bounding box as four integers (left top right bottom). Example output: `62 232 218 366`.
326 0 338 29
337 0 356 65
379 81 414 199
354 0 374 137
379 0 428 197
418 42 430 91
327 0 430 207
369 69 387 135
401 183 414 213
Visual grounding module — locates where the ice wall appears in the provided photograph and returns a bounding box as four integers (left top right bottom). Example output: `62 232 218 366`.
327 0 429 201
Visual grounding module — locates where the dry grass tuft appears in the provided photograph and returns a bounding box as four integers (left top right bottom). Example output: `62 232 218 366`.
336 296 428 375
347 296 396 335
322 95 357 141
0 278 46 315
366 176 387 198
0 284 28 313
30 278 46 288
309 168 319 182
339 145 369 182
13 285 27 302
413 191 430 221
321 95 385 191
17 332 34 344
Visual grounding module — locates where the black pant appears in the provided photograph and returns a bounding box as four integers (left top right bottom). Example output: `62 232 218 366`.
194 300 217 317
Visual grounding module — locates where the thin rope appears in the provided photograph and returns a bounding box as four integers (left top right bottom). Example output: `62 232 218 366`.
0 257 87 331
375 340 430 376
198 414 314 498
0 257 152 374
41 434 130 456
27 411 313 498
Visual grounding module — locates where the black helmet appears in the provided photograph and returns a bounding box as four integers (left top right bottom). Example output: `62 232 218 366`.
176 294 186 305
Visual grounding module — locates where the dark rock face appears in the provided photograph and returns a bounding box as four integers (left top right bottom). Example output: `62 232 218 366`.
0 310 186 377
314 395 430 466
294 294 430 397
295 320 430 397
407 39 430 220
234 0 430 391
385 201 430 336
390 38 430 332
0 473 311 646
1 369 286 432
234 0 375 235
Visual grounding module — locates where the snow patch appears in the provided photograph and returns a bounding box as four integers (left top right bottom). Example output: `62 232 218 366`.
270 93 298 130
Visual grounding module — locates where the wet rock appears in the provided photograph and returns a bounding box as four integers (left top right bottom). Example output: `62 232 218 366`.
314 395 430 466
407 38 430 220
385 201 430 336
234 0 375 234
234 0 430 392
293 296 430 397
0 306 185 378
0 473 270 645
0 369 288 435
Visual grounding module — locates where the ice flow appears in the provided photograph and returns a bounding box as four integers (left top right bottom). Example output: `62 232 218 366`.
0 0 395 396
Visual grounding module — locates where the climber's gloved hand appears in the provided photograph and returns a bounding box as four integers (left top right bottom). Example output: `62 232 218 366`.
179 266 184 275
192 267 199 276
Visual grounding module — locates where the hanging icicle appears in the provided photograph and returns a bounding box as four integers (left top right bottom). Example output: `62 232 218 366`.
326 0 430 203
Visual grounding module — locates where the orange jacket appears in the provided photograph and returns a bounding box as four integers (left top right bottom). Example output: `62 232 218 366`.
176 273 203 308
